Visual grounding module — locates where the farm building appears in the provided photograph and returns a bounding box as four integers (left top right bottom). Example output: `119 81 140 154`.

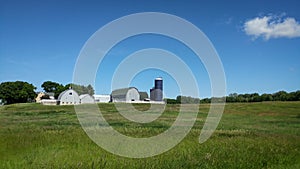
79 94 94 104
139 92 149 101
57 89 80 105
94 94 110 103
41 99 57 105
111 87 140 102
35 92 55 103
150 77 163 101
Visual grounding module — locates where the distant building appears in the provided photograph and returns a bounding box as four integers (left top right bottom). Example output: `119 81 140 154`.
79 94 94 104
139 92 149 101
35 92 44 103
111 87 140 102
57 89 80 105
35 92 55 103
150 77 163 101
94 95 111 103
41 99 57 105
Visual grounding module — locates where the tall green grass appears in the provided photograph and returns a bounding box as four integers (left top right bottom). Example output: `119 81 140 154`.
0 102 299 168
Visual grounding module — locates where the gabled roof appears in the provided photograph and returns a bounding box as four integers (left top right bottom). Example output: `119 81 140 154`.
111 87 138 96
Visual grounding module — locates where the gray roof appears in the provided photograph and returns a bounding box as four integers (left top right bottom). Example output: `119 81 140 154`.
79 94 93 99
139 92 149 100
111 87 138 96
57 89 79 101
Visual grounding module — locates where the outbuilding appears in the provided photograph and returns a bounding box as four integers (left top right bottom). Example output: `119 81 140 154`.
57 89 80 105
79 94 94 104
94 94 111 103
41 99 57 105
111 87 140 102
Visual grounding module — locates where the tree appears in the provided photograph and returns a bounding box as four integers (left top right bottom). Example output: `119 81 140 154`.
54 84 67 99
261 93 273 101
41 81 66 99
272 91 288 101
164 98 179 104
176 95 200 104
66 83 94 95
41 81 60 93
86 84 95 96
0 81 36 104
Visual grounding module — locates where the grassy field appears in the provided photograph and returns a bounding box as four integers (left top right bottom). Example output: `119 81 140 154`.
0 102 299 168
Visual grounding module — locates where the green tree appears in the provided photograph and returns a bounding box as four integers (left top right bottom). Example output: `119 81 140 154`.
66 83 94 95
261 93 273 101
86 84 95 96
41 81 60 93
41 81 66 99
0 81 36 104
272 91 288 101
176 95 200 104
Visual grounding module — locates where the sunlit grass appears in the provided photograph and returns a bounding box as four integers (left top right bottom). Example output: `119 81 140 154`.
0 102 299 168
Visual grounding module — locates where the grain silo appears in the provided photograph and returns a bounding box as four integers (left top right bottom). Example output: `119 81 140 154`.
150 77 163 101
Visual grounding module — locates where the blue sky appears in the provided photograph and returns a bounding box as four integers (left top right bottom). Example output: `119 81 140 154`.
1 0 300 98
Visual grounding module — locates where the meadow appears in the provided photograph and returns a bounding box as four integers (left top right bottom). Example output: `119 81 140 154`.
0 102 299 169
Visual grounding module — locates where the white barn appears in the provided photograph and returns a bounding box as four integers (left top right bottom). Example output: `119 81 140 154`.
79 94 94 104
58 89 80 105
94 95 111 103
41 99 57 105
111 87 140 102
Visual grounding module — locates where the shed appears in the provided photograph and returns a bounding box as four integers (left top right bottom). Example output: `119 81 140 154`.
79 94 94 104
139 92 149 101
41 99 57 105
111 87 140 102
94 95 111 103
57 89 80 105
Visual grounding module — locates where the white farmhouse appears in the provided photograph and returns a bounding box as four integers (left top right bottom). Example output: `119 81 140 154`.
57 89 80 105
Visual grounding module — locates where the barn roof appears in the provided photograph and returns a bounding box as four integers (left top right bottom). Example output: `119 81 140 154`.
111 87 138 96
79 94 92 99
139 92 149 100
57 89 79 101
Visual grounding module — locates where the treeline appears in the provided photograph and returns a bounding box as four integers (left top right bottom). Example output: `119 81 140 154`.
164 96 200 104
0 80 94 105
41 81 94 99
165 90 300 104
225 91 300 103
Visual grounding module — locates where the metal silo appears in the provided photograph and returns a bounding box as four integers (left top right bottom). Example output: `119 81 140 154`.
155 77 163 91
150 77 163 101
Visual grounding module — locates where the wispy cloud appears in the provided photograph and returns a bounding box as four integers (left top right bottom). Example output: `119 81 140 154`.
244 14 300 40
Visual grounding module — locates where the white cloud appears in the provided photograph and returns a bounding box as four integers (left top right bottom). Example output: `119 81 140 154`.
244 15 300 40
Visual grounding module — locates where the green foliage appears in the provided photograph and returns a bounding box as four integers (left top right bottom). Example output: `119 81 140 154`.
66 83 95 96
40 95 50 100
226 90 300 103
0 81 36 104
164 98 180 104
41 81 95 98
176 95 200 104
41 81 60 93
174 90 300 104
41 81 66 99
